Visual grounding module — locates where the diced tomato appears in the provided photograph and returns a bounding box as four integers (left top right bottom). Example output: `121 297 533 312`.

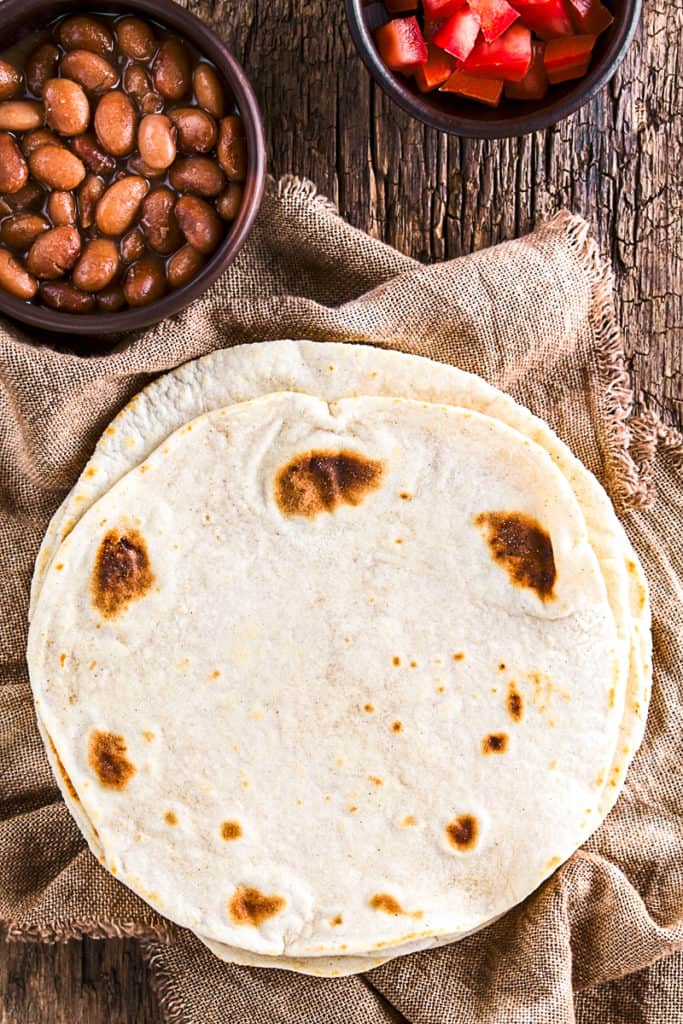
413 43 457 90
504 41 548 98
385 0 418 10
374 17 428 71
462 23 532 81
509 0 573 39
544 33 595 82
432 7 482 60
440 68 504 105
423 0 468 19
468 0 519 42
566 0 613 34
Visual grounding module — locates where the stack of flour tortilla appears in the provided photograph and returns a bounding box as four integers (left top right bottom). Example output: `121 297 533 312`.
27 341 652 977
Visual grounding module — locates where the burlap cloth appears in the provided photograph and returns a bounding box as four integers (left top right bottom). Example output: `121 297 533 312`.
1 177 682 1023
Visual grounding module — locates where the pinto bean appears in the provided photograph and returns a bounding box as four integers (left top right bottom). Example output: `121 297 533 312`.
152 39 191 100
29 146 86 190
0 59 22 100
0 100 43 131
166 244 205 288
40 280 95 313
72 237 119 291
123 64 164 116
175 195 223 254
27 225 81 278
169 107 217 154
0 213 49 250
193 63 226 118
140 187 182 254
57 16 115 57
78 174 105 230
47 191 76 226
0 133 28 193
116 17 156 60
0 247 37 298
43 79 89 135
120 227 145 263
169 157 225 197
26 43 58 97
72 134 116 176
138 114 176 170
123 255 166 306
217 116 247 182
0 180 44 214
22 128 60 158
95 175 148 235
94 92 137 156
60 50 118 93
216 183 243 221
96 282 126 311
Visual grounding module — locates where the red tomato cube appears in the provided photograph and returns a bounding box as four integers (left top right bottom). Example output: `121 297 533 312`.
374 17 428 71
385 0 419 10
462 23 532 81
504 41 549 98
509 0 574 39
544 33 595 82
423 0 468 19
566 0 614 34
432 7 482 60
468 0 519 42
413 43 456 90
440 68 504 104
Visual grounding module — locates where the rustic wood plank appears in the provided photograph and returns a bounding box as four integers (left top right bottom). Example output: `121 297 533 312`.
2 0 680 1019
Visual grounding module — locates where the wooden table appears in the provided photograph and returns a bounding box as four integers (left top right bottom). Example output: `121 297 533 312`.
1 0 681 1019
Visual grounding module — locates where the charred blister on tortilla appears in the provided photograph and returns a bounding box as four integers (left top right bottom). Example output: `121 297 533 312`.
220 820 242 840
88 728 136 790
228 885 285 926
482 731 509 754
474 510 556 601
445 813 479 851
369 893 423 919
274 449 384 518
91 526 154 618
506 680 524 721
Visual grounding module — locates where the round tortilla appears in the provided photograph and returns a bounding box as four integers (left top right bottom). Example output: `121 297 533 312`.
29 391 631 959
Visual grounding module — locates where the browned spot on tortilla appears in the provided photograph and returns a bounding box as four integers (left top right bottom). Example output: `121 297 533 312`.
498 662 507 672
110 864 117 875
92 528 154 619
274 450 384 518
364 703 375 713
545 855 562 870
395 538 403 545
59 652 67 667
229 886 285 926
482 732 509 754
88 730 136 791
368 775 383 786
506 682 524 722
221 820 243 840
164 811 178 826
399 491 412 500
47 734 80 803
446 814 479 851
391 720 403 733
393 656 401 667
85 466 97 478
370 893 422 919
608 687 615 708
55 563 64 571
209 669 221 680
436 686 445 693
549 759 558 769
410 660 417 668
453 651 465 662
595 770 605 788
142 731 154 743
88 660 97 671
106 427 116 436
475 511 556 601
348 805 358 813
330 914 343 926
401 814 416 827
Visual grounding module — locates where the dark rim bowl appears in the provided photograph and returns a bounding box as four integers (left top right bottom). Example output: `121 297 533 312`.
345 0 641 139
0 0 266 335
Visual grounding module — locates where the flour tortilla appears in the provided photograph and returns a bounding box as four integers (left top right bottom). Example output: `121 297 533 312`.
30 391 630 959
30 341 650 974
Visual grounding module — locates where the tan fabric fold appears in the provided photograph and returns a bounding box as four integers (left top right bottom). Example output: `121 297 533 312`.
1 177 682 1023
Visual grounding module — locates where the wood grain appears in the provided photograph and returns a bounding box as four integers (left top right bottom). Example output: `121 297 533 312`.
2 0 681 1018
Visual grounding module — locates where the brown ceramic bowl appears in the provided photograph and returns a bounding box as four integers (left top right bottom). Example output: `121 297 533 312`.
345 0 641 139
0 0 266 335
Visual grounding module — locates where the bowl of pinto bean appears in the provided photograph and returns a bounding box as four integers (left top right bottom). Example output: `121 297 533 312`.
0 0 266 334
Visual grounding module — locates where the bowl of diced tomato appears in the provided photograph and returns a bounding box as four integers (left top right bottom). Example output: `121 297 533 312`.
345 0 640 137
